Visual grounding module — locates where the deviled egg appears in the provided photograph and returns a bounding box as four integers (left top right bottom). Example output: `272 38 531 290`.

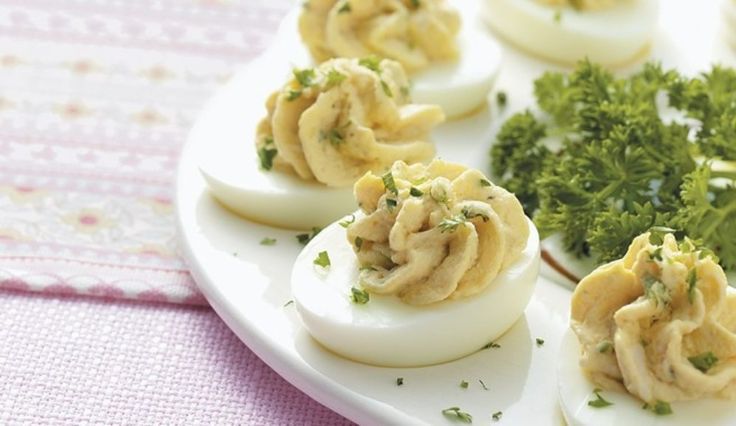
482 0 659 66
283 0 502 118
558 232 736 425
291 159 540 366
201 57 444 230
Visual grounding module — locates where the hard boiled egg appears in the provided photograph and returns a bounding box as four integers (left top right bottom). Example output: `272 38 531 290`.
482 0 659 66
278 0 502 119
290 216 540 367
195 51 355 230
558 327 736 426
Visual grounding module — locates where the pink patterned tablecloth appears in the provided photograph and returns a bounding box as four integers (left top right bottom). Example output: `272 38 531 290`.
0 0 351 424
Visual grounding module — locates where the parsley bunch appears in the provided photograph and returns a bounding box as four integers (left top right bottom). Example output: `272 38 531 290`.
491 60 736 269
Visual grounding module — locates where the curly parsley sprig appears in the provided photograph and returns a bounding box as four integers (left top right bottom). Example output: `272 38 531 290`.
491 60 736 268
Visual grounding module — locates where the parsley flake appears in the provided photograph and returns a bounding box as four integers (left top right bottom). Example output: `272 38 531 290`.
380 80 393 97
642 400 673 416
396 377 404 386
386 198 398 211
337 1 351 13
588 388 613 408
687 268 697 303
296 227 322 245
479 379 489 390
460 380 469 389
293 68 316 88
439 214 467 233
257 138 278 171
283 300 294 307
313 250 331 268
492 411 503 421
441 407 472 423
339 214 355 228
496 91 507 107
325 69 346 88
260 237 277 246
350 287 370 304
688 351 718 373
355 236 364 251
286 89 302 101
480 179 492 187
382 171 398 195
535 338 545 347
596 341 613 353
358 56 382 73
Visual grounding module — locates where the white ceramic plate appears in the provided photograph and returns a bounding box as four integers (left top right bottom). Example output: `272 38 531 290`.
176 1 735 424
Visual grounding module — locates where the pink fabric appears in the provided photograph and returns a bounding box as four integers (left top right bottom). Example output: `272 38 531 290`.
0 0 293 304
0 289 350 425
0 0 351 424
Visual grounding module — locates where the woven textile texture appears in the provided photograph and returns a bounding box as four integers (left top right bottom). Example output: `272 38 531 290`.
0 0 293 304
0 0 352 423
0 289 351 425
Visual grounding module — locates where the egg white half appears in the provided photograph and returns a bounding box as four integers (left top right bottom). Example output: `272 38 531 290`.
196 49 355 230
557 316 736 426
276 0 502 119
291 215 540 367
482 0 659 66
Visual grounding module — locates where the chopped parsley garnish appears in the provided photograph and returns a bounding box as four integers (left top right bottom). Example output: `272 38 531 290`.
313 250 331 268
688 351 718 373
257 137 278 170
350 287 370 304
479 379 488 390
339 214 355 228
553 10 562 23
642 400 672 415
386 198 398 211
441 407 472 423
410 187 423 197
396 377 404 386
596 341 613 353
482 341 501 349
480 179 492 187
460 380 469 389
535 338 545 347
587 388 613 408
355 236 364 251
649 247 663 261
643 275 671 307
461 206 490 222
286 89 302 101
410 0 420 8
492 411 502 421
358 56 382 73
438 214 467 233
325 69 346 88
496 91 507 108
324 128 345 146
337 1 351 13
380 80 393 97
283 300 294 307
296 227 322 245
687 268 697 303
293 68 316 88
260 237 277 246
490 60 736 270
382 171 398 195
